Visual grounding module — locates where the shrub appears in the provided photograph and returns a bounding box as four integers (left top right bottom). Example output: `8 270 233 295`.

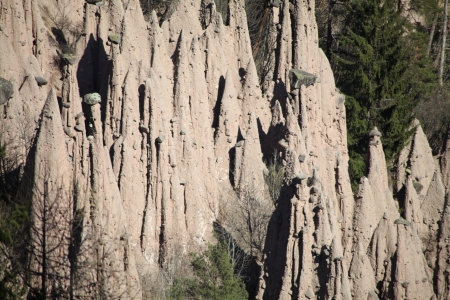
170 242 248 300
263 156 285 205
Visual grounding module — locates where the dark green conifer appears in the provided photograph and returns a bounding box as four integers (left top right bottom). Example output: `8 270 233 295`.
333 0 436 190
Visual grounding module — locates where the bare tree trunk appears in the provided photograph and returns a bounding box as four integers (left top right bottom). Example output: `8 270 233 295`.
41 182 48 298
439 0 448 86
427 13 438 57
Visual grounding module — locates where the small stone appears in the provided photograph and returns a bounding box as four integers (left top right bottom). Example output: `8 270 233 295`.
35 76 48 86
289 69 320 90
156 135 165 143
236 140 244 147
62 53 77 65
305 287 315 299
180 181 187 185
74 125 84 132
310 187 319 194
405 168 412 174
278 139 288 150
394 218 410 226
62 102 71 108
0 77 14 105
298 154 306 162
180 130 187 135
401 281 409 288
120 231 130 241
335 93 345 106
87 135 94 141
311 248 321 256
268 0 282 7
413 180 423 193
85 0 103 4
171 163 177 168
227 138 232 143
75 112 84 119
369 128 382 137
83 93 101 105
108 34 121 44
295 172 307 180
139 125 149 134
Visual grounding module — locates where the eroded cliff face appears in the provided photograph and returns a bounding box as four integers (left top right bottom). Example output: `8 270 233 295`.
0 0 272 297
254 1 450 300
1 0 450 299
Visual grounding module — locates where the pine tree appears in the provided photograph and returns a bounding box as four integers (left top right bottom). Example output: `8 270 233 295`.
333 0 436 190
170 242 248 300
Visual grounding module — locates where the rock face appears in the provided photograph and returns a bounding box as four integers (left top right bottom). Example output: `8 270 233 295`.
0 0 449 299
0 0 268 297
254 1 449 300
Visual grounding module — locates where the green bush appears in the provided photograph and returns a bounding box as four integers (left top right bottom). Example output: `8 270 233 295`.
170 242 248 300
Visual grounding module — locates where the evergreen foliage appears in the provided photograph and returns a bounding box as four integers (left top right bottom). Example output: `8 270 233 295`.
0 203 28 299
0 143 28 299
332 0 436 190
170 242 248 300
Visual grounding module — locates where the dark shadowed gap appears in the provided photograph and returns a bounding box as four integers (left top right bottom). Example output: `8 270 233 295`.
212 76 225 129
76 35 111 137
138 84 145 122
237 127 245 142
228 147 236 186
256 117 267 146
